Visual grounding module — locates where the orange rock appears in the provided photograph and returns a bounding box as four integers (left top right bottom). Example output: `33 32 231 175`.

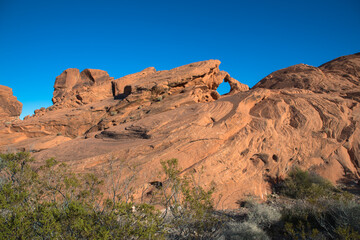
253 53 360 99
52 68 114 107
0 85 22 122
1 54 359 209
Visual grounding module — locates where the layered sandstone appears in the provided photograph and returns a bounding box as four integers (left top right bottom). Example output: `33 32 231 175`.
0 54 359 209
253 53 360 99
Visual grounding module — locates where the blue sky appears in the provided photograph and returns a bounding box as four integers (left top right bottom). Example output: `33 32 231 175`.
0 0 359 118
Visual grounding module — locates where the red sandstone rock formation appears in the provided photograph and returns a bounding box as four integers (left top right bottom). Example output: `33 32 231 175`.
0 85 22 122
52 68 115 108
0 54 359 208
253 53 360 99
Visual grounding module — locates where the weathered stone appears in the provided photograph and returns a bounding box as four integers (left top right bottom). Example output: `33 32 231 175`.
253 53 360 98
0 85 22 122
52 68 114 107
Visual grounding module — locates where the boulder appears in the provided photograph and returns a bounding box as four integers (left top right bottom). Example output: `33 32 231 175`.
52 68 114 107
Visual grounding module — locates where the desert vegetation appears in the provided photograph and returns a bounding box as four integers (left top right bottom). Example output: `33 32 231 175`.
0 153 220 239
0 153 359 239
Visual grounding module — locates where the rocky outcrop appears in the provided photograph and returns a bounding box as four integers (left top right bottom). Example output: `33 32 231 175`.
224 74 250 94
7 60 245 139
52 68 114 108
253 53 360 100
0 85 22 122
110 59 239 103
51 60 242 110
0 54 359 209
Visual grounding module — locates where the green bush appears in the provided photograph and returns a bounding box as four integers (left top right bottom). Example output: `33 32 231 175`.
158 158 222 239
280 167 337 200
279 198 360 240
0 152 165 239
0 153 224 239
335 226 360 240
1 153 358 239
271 167 360 239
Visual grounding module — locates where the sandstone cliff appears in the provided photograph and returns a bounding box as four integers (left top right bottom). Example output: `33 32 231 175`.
0 54 359 208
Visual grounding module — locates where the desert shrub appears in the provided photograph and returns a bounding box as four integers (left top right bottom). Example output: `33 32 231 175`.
335 226 360 240
158 158 222 239
267 167 360 239
279 199 360 239
245 201 281 228
218 200 280 240
280 167 336 200
214 199 280 239
221 221 270 240
1 153 227 239
3 153 357 239
0 152 38 208
325 200 360 238
280 200 327 239
0 152 165 239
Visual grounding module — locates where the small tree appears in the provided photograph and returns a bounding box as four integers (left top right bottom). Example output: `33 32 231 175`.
158 158 221 239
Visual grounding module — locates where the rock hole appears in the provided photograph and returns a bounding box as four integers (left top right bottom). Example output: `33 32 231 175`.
240 149 249 156
272 154 278 162
216 79 231 95
149 181 163 189
237 200 248 207
76 94 83 101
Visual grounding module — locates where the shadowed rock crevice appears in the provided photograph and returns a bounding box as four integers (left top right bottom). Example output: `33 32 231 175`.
95 126 151 140
113 83 132 100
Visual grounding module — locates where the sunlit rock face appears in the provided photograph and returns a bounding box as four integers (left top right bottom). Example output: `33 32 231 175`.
253 53 360 99
0 85 22 122
52 68 115 107
0 53 359 209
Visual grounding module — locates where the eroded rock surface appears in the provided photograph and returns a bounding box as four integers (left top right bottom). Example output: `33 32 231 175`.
1 54 359 209
0 85 22 122
52 68 114 108
253 53 360 99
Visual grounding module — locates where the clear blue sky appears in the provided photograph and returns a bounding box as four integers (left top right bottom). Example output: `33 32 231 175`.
0 0 359 118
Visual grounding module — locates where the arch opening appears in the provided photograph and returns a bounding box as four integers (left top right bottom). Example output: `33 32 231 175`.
216 79 231 95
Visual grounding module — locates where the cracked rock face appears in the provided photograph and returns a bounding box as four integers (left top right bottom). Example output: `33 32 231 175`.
1 54 360 209
0 85 22 122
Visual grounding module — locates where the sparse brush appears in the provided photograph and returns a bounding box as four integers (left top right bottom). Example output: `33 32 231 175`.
221 221 270 240
1 153 359 240
245 201 281 228
280 167 337 200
